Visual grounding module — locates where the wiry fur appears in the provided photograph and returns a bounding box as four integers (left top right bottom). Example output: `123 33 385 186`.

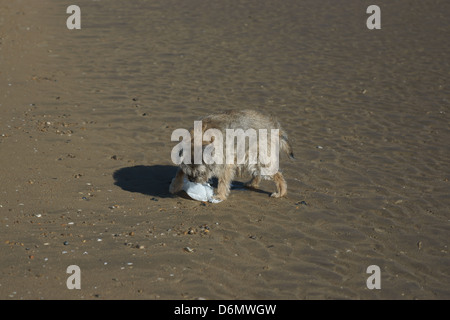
169 110 294 201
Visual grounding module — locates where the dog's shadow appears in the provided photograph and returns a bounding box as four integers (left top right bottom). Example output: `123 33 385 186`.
113 165 178 198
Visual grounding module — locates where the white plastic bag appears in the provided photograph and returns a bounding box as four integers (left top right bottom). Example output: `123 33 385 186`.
182 177 222 203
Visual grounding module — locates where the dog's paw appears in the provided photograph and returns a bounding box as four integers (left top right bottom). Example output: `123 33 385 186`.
270 192 281 198
212 194 227 202
209 197 223 203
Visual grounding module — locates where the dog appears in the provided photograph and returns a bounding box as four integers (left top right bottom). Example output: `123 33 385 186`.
169 109 294 201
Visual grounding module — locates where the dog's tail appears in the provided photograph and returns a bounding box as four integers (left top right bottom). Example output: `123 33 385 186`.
280 130 295 160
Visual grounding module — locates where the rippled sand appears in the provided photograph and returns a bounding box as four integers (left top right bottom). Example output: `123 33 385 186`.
0 0 449 299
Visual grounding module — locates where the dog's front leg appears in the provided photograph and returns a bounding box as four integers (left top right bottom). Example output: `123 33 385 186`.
169 168 185 194
214 165 235 201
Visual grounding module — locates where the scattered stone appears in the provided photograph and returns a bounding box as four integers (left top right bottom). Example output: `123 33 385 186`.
199 224 210 236
185 227 196 235
183 247 194 253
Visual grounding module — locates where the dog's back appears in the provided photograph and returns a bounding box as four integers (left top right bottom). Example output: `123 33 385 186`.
201 110 294 159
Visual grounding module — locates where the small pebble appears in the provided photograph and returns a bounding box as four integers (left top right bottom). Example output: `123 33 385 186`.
183 247 194 253
186 228 196 235
63 241 69 246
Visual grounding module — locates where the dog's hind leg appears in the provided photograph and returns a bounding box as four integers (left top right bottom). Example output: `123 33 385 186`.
270 171 287 198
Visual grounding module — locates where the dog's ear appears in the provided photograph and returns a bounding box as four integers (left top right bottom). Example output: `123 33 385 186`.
202 135 215 146
200 119 221 146
188 128 195 139
188 121 209 136
201 121 211 146
202 121 208 133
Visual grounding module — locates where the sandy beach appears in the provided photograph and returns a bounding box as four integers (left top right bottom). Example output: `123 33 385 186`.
1 0 449 299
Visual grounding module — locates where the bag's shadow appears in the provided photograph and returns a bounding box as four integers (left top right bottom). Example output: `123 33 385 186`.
113 165 178 198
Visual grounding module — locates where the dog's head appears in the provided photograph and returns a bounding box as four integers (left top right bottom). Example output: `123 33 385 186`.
180 162 212 184
175 119 220 184
178 138 216 184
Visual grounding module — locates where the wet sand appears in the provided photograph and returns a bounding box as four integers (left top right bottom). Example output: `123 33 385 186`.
1 0 449 299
